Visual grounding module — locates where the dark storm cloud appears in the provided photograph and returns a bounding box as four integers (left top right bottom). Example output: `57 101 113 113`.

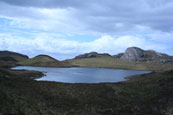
78 0 173 33
1 0 173 33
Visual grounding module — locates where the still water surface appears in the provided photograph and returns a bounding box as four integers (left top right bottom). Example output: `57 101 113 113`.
12 66 151 83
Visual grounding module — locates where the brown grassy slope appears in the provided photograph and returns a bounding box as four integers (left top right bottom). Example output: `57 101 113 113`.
19 55 73 67
66 56 173 71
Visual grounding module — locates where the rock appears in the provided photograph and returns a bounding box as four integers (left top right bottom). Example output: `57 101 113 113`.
102 53 112 57
74 52 111 59
119 47 173 64
120 47 144 62
113 53 124 58
74 52 98 59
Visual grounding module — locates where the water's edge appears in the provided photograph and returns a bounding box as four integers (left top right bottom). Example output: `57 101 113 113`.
12 66 151 83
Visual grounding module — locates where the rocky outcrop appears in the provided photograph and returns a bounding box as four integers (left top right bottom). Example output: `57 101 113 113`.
74 52 111 59
120 47 145 62
115 47 173 64
113 53 124 58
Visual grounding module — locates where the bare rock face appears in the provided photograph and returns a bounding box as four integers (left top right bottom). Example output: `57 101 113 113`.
120 47 144 61
119 47 173 64
74 52 111 59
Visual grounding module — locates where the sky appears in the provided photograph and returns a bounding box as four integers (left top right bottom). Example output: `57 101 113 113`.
0 0 173 60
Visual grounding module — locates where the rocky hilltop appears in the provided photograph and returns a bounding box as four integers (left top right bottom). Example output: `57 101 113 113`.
73 47 173 64
114 47 173 64
113 53 124 58
74 52 111 59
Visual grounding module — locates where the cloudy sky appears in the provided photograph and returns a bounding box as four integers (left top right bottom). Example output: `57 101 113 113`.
0 0 173 60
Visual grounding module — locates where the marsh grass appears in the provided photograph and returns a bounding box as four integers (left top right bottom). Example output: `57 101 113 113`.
0 69 173 114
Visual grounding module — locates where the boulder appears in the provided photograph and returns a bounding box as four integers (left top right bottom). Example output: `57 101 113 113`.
119 47 173 64
120 47 144 61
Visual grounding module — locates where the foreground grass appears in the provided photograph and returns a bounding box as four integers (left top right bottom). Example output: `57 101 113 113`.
0 68 173 115
67 56 173 71
0 68 43 79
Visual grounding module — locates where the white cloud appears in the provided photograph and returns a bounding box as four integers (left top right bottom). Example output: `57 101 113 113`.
0 0 172 60
0 2 87 34
149 31 173 42
0 33 171 60
8 8 86 33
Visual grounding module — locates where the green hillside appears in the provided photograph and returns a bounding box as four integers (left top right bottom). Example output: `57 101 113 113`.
67 56 173 71
19 55 72 67
19 55 56 65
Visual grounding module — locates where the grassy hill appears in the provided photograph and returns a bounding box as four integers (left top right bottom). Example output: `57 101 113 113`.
67 56 173 71
0 51 28 62
19 55 73 67
0 51 29 68
19 55 57 65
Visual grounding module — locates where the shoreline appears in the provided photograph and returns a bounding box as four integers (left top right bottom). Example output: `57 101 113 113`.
13 64 154 71
12 65 152 84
